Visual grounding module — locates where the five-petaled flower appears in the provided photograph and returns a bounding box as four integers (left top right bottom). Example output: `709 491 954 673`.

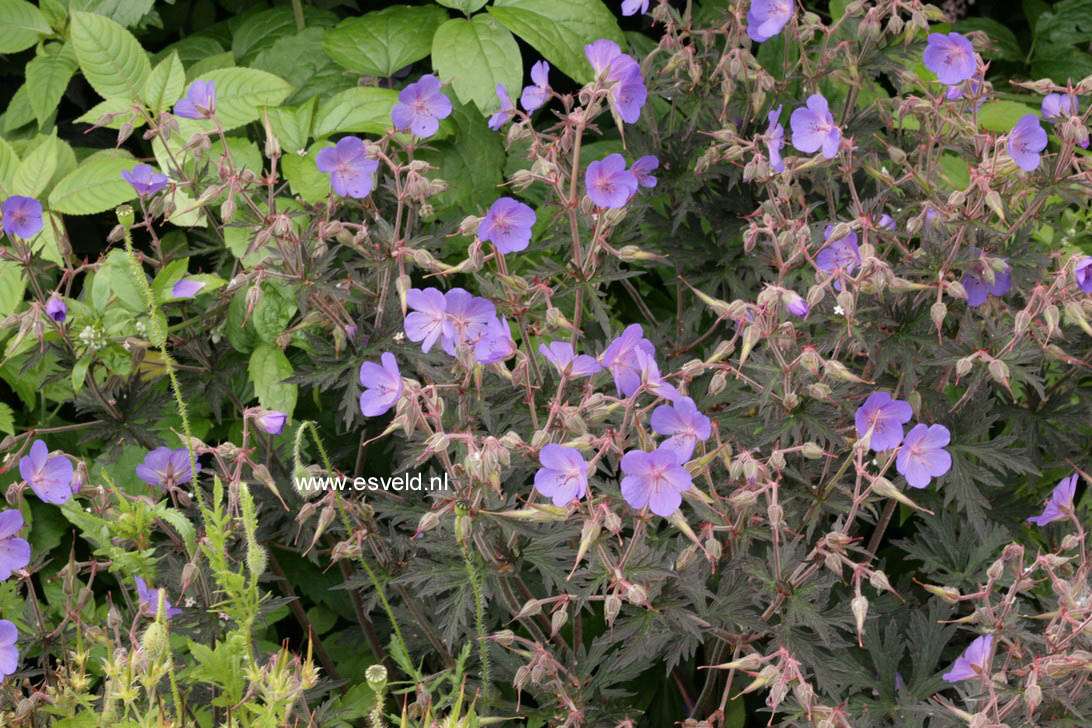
521 61 550 112
359 352 402 417
488 85 515 130
534 444 589 506
0 510 31 581
650 397 711 462
1076 256 1092 293
854 392 912 452
584 40 646 123
1042 93 1078 119
962 249 1011 307
135 576 182 618
601 323 656 397
942 634 993 683
629 156 659 189
1027 473 1078 526
1007 114 1048 172
391 74 452 138
254 410 287 435
316 136 380 199
136 447 199 489
747 0 793 43
766 105 786 173
816 226 860 291
539 341 602 378
895 424 952 488
173 80 215 119
791 94 841 159
404 287 448 353
923 32 976 85
19 440 75 505
586 153 638 208
0 620 18 680
440 288 497 357
45 294 66 323
620 447 692 517
2 196 43 239
479 197 536 254
122 164 168 198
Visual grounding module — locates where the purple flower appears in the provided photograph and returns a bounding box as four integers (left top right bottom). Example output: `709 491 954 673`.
612 66 648 124
45 294 66 323
316 136 380 199
631 347 681 402
601 323 656 397
942 634 993 683
621 0 649 16
1027 473 1078 526
359 352 402 417
1042 93 1078 119
945 80 984 109
539 341 602 378
877 213 895 231
791 94 841 159
534 444 588 506
620 447 692 517
136 447 199 488
521 61 550 112
121 164 168 198
1076 256 1092 293
255 410 287 435
586 153 638 208
171 279 205 299
895 424 952 488
854 392 912 452
479 197 536 254
173 80 215 119
584 40 635 79
135 576 182 618
1007 114 1048 172
474 315 515 364
2 196 43 239
650 397 711 462
0 510 31 581
0 621 18 679
784 291 808 318
391 74 452 138
488 84 515 131
924 33 976 86
441 288 497 357
962 250 1011 307
19 440 74 505
404 287 447 353
630 156 659 188
766 105 786 173
747 0 793 43
584 40 646 122
816 226 860 291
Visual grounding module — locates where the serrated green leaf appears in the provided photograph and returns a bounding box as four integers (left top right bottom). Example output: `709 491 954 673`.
186 51 235 84
142 51 185 114
231 5 337 63
13 136 61 198
488 0 624 84
0 262 25 317
2 84 37 134
418 103 504 213
48 152 138 215
252 284 297 345
69 0 155 28
281 142 332 204
311 86 400 139
265 98 316 156
26 43 78 129
69 11 151 101
435 0 488 11
250 27 339 102
431 15 522 114
0 0 52 54
0 137 18 191
193 67 294 132
249 343 297 417
323 5 447 78
155 505 197 555
954 18 1022 62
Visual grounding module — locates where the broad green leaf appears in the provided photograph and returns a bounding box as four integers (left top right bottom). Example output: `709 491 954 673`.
1031 45 1092 83
142 51 185 114
103 248 146 312
0 0 52 54
977 100 1038 134
251 27 340 101
940 154 970 191
419 103 504 213
0 262 25 318
252 284 297 345
196 67 294 131
26 44 78 129
435 0 488 12
149 257 190 303
954 18 1022 62
13 136 61 197
488 0 624 84
69 11 151 101
311 86 399 138
281 142 332 204
186 51 235 83
0 137 18 192
249 343 297 417
33 210 65 263
231 5 337 63
75 98 145 130
160 34 225 67
48 152 138 215
3 84 38 133
69 0 155 28
431 15 522 114
266 97 316 156
323 5 447 78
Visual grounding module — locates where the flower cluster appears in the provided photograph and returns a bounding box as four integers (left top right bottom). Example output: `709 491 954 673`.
585 40 647 124
855 393 952 489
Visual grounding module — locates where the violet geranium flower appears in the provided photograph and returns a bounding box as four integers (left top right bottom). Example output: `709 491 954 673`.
620 446 692 517
631 347 681 402
521 61 550 112
171 279 205 299
136 447 199 488
173 80 215 119
0 621 18 679
135 576 182 618
583 40 646 123
404 287 448 353
895 424 952 488
962 250 1011 307
19 440 75 505
539 341 602 378
942 634 993 683
586 153 638 208
487 85 515 131
391 74 452 139
121 164 168 198
784 291 808 318
1027 473 1078 526
0 510 31 581
816 226 860 291
612 66 648 124
854 392 912 452
478 197 536 254
630 156 659 188
534 444 589 506
621 0 649 16
746 0 793 43
45 294 66 323
1042 93 1078 119
790 93 841 159
1076 256 1092 293
2 196 43 239
650 397 711 462
923 32 977 86
1007 114 1048 172
316 136 380 199
254 410 287 435
441 289 496 357
359 352 402 417
600 323 656 397
473 315 515 364
877 213 896 231
766 105 786 173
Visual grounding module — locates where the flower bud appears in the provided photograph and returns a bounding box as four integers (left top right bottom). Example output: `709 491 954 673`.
605 593 622 626
802 441 824 459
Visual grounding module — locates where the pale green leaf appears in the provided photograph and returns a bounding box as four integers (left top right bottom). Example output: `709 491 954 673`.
195 67 294 131
0 137 19 192
75 98 146 130
3 84 38 133
431 15 522 114
249 343 297 417
0 0 52 54
69 11 151 101
281 142 332 204
231 5 337 63
0 262 25 318
69 0 155 28
13 136 61 198
266 97 315 156
25 43 78 129
0 401 14 437
435 0 488 11
977 100 1039 134
48 152 138 215
323 5 447 78
311 86 399 138
142 51 185 114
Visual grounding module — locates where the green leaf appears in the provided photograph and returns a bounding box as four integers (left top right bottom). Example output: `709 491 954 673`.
281 142 332 204
249 343 297 417
231 5 337 64
435 0 488 12
48 151 138 215
488 0 625 84
75 98 145 130
104 248 147 312
0 400 12 437
251 27 341 102
0 0 52 54
418 103 505 213
954 18 1022 62
26 44 78 129
1031 45 1092 83
311 86 400 138
431 15 523 114
0 137 18 191
69 0 155 28
142 51 185 114
2 84 37 133
977 100 1038 133
150 257 190 303
252 284 297 345
13 136 62 197
266 98 316 156
186 51 235 84
155 505 197 556
195 67 294 131
69 10 151 101
0 262 25 317
323 5 447 78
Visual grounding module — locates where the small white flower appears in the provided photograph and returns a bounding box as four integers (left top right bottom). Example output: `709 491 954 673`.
393 332 406 343
184 597 196 608
833 305 845 316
